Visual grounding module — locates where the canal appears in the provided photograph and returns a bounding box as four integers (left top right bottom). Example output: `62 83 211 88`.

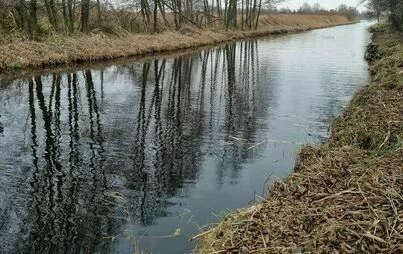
0 21 373 253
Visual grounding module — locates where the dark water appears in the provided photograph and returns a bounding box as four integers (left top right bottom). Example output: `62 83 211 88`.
0 21 373 253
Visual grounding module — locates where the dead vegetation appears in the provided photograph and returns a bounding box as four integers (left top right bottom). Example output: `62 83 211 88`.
197 147 402 253
330 85 403 151
195 22 403 254
0 14 354 71
331 23 403 151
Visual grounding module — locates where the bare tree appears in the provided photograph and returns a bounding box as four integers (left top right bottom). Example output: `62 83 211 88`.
360 0 403 30
0 0 287 39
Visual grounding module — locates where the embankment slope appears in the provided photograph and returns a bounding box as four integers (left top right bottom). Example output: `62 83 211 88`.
196 22 403 254
0 14 354 71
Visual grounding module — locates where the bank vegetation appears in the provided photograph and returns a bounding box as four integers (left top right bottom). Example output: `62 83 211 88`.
195 21 403 254
0 0 360 71
0 14 358 71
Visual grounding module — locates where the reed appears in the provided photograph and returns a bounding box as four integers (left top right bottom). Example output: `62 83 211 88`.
0 14 355 72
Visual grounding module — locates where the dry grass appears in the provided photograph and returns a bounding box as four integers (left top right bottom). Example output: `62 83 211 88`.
0 14 354 71
195 22 403 254
197 146 402 253
0 31 225 69
330 86 403 151
257 14 352 28
331 23 403 151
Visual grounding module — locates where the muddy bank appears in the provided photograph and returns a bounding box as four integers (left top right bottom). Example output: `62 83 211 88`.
195 22 402 253
0 14 356 72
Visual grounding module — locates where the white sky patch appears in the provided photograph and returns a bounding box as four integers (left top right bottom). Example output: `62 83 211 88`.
277 0 366 11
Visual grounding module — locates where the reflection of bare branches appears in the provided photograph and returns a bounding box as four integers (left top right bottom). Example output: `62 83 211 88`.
3 38 273 253
17 73 112 253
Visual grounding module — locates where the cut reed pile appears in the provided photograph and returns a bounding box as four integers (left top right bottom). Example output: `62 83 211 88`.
195 22 402 254
0 14 354 71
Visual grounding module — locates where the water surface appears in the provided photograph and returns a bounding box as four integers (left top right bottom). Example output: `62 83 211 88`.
0 21 373 253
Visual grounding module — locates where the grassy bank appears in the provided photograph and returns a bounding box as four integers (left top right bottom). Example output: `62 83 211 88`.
195 22 402 253
0 14 355 72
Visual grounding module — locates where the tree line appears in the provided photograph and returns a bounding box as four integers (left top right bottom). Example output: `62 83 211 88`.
0 0 286 39
2 0 388 41
268 3 360 21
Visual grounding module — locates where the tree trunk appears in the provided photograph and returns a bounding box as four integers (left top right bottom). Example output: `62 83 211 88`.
254 0 262 29
158 0 169 28
62 0 68 33
96 0 102 28
43 0 57 31
389 0 402 30
29 0 38 39
67 0 74 33
153 0 158 32
49 0 59 30
16 0 29 32
81 0 90 33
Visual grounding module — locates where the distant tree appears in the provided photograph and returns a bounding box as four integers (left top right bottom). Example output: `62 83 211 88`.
337 4 359 21
298 2 312 13
263 0 284 9
361 0 403 30
366 0 388 21
337 4 349 13
279 7 292 13
312 3 322 13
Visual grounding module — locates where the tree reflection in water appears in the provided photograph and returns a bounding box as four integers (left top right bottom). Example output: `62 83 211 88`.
0 40 268 252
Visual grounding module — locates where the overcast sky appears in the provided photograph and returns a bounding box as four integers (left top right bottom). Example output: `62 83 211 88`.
278 0 365 11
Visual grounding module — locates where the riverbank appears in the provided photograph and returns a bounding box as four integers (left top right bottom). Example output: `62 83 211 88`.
0 14 356 72
195 22 402 253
